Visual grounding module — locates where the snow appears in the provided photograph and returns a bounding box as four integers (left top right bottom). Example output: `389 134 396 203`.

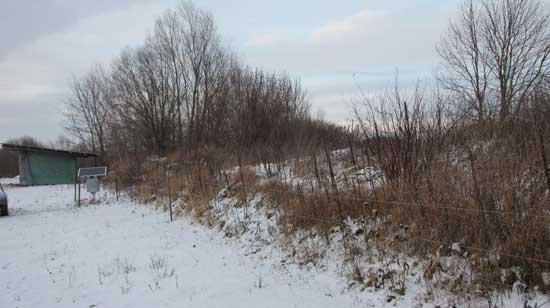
0 182 545 307
0 184 396 308
0 175 19 185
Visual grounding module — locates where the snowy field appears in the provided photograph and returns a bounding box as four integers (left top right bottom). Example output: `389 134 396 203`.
0 182 542 307
0 183 417 308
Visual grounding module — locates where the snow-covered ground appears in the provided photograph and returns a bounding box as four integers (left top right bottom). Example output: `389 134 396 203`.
0 175 19 185
1 182 541 307
0 184 409 308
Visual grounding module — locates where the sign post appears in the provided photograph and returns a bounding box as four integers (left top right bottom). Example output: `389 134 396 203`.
77 167 108 205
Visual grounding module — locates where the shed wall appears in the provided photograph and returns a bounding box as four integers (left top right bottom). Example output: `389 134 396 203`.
20 152 76 185
18 153 32 185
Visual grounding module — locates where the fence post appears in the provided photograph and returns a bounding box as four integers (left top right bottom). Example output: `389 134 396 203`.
74 173 77 203
77 177 81 206
168 174 173 222
115 178 119 201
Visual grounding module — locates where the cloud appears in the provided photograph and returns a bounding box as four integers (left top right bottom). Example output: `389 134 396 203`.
310 94 356 124
246 34 277 47
238 2 455 125
0 1 173 141
0 0 157 61
311 10 385 42
243 1 456 75
0 94 66 143
0 61 63 102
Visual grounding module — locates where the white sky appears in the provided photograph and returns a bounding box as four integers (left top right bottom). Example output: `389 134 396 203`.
0 0 459 142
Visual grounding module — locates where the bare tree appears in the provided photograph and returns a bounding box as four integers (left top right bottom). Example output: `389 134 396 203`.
177 0 220 146
437 0 490 122
482 0 550 121
65 0 314 160
65 65 111 160
154 9 189 145
438 0 550 122
110 44 179 155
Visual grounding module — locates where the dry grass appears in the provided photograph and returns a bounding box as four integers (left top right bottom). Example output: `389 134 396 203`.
109 111 550 296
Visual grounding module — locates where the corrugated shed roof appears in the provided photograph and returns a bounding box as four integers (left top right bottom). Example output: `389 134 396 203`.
1 143 98 158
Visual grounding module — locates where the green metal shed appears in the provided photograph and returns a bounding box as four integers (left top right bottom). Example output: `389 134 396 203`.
1 144 97 186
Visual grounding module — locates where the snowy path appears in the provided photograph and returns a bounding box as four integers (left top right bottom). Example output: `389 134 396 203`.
0 185 395 308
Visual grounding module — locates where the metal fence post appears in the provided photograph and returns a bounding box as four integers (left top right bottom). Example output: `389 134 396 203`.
115 178 119 201
168 175 173 222
77 177 81 206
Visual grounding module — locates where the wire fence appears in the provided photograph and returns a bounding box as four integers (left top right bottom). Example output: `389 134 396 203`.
103 170 550 308
255 184 550 219
276 210 550 267
241 184 550 266
154 182 550 270
127 164 550 293
106 142 550 306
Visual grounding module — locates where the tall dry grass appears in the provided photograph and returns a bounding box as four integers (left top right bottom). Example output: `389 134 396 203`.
109 87 550 294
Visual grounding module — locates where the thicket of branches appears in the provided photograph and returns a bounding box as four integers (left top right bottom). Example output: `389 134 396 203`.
350 0 550 292
437 0 550 122
65 1 341 165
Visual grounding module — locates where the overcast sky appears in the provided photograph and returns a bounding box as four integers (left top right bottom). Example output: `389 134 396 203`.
0 0 456 142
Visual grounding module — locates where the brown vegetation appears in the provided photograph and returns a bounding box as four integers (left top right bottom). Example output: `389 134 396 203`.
63 0 550 298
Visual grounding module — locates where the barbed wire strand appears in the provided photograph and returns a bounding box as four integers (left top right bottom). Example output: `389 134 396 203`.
254 185 550 219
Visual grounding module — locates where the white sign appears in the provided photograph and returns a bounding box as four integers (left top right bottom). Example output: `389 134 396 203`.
86 177 100 194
